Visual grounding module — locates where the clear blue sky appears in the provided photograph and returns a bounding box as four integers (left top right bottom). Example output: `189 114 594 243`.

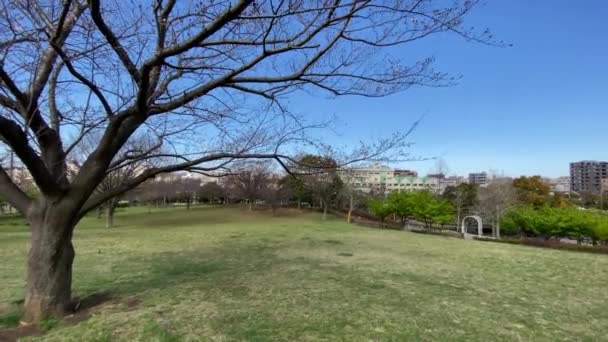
289 0 608 178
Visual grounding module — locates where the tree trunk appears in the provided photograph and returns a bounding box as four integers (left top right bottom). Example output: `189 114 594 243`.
347 195 353 223
495 219 501 238
105 201 116 229
248 200 253 211
456 206 461 232
23 209 76 324
322 201 328 220
186 198 191 210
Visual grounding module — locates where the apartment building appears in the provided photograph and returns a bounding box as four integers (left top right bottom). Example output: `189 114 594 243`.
468 172 488 185
570 161 608 194
602 178 608 194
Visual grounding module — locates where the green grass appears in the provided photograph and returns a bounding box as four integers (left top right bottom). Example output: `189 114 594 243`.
1 206 607 341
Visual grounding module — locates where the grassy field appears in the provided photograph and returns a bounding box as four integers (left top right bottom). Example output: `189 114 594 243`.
1 206 607 341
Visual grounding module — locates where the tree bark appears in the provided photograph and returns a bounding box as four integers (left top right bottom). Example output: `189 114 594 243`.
456 206 461 232
495 219 501 239
23 207 76 324
105 200 116 228
347 194 353 223
322 201 328 220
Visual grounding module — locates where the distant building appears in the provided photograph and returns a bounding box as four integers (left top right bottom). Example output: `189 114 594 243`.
340 165 442 194
468 172 488 185
602 178 608 194
546 176 571 194
427 173 445 180
427 174 467 193
157 170 215 185
570 161 608 194
442 176 468 188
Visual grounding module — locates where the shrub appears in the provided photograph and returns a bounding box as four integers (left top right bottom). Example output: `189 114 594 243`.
368 199 393 223
501 206 608 243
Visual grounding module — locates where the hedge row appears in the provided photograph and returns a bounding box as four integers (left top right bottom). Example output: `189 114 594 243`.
475 236 608 255
501 206 608 244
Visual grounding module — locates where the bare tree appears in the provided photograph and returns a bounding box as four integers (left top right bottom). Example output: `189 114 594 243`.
76 134 161 227
443 183 477 228
225 161 273 210
197 181 225 204
339 168 359 223
264 175 292 216
173 175 203 210
476 179 518 238
0 0 495 322
431 158 450 177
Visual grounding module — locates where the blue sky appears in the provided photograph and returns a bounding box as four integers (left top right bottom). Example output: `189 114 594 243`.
288 0 608 178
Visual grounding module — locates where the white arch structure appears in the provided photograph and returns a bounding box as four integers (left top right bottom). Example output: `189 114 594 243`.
461 215 483 239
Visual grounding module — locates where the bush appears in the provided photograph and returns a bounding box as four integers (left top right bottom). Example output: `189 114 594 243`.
368 199 393 223
367 191 454 230
501 206 608 243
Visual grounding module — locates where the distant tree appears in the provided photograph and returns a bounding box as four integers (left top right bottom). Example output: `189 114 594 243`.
549 192 572 208
431 158 450 177
299 155 343 220
443 183 478 226
265 176 293 216
339 168 365 223
513 176 551 208
281 175 312 209
173 176 202 210
81 135 160 228
386 191 416 227
97 164 139 228
225 161 273 211
577 192 601 209
368 199 393 226
198 182 224 204
410 191 453 230
476 180 518 237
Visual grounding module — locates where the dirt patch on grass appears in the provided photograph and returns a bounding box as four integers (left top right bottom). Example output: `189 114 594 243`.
0 293 141 342
0 324 44 342
0 305 12 316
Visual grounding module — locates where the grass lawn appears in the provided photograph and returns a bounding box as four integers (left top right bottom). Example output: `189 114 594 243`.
1 206 607 341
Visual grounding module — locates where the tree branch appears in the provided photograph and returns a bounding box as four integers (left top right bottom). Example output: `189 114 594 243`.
0 117 60 196
0 166 32 214
88 0 141 83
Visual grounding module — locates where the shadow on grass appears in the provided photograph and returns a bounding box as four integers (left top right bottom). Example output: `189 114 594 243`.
102 241 280 297
9 234 475 341
102 206 280 230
